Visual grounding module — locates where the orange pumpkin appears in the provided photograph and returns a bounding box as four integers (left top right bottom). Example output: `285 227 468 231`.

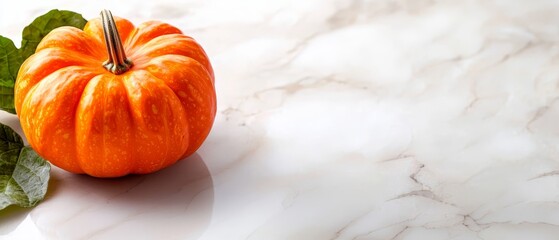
14 10 216 177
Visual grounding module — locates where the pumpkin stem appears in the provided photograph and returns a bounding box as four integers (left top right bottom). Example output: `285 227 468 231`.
101 9 132 75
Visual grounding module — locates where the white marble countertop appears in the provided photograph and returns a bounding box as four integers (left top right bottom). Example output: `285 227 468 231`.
2 0 559 239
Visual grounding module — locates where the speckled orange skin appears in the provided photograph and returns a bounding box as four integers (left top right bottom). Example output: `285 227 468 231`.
14 17 216 177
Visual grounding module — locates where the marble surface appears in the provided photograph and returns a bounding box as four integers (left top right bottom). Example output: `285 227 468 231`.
2 0 559 239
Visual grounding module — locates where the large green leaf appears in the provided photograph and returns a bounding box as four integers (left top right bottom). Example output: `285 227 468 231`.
0 37 21 113
0 36 22 88
0 86 16 114
0 9 87 114
0 124 50 210
20 9 87 59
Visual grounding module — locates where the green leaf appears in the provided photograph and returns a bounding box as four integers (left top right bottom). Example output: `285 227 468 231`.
0 36 22 88
0 9 87 114
0 86 15 114
0 37 21 114
0 124 50 210
20 9 87 59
